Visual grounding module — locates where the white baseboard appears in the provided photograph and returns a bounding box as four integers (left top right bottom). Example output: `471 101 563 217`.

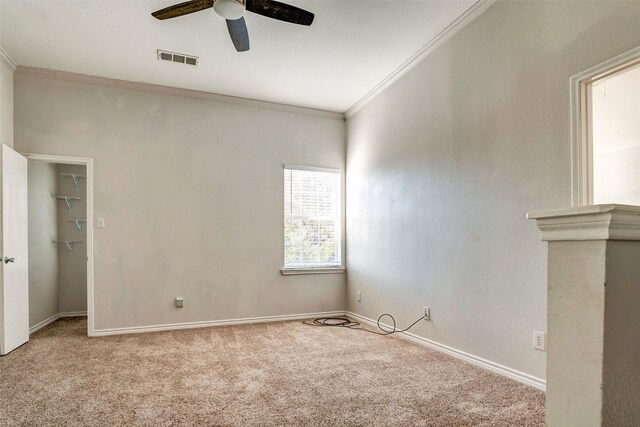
346 311 546 391
29 314 60 334
92 310 346 337
59 311 88 318
29 311 88 334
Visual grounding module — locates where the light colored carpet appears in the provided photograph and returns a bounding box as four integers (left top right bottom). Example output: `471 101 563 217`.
0 317 544 426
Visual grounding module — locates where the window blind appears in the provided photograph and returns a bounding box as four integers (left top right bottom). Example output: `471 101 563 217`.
284 167 342 268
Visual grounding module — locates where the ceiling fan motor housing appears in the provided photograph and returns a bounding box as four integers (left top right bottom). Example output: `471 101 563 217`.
213 0 246 20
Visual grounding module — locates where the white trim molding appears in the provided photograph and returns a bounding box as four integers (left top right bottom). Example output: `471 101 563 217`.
281 267 346 276
283 164 341 174
29 311 88 334
60 311 88 318
22 153 96 337
0 47 17 73
527 204 640 241
29 314 60 335
14 66 344 120
92 310 345 337
346 311 546 391
570 45 640 207
344 0 497 118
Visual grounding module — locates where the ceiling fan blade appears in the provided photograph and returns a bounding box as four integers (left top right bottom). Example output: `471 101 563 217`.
151 0 214 20
246 0 314 26
226 17 250 52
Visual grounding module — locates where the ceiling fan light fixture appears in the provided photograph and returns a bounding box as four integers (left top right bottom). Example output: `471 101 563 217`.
151 0 314 53
213 0 246 20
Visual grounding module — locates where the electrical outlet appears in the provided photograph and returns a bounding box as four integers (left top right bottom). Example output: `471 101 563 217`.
357 291 361 302
175 297 184 308
423 306 430 320
533 331 546 350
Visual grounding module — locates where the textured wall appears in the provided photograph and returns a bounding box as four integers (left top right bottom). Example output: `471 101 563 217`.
27 161 58 327
14 73 346 331
602 241 640 426
544 239 640 426
547 240 606 425
56 164 87 313
346 0 640 380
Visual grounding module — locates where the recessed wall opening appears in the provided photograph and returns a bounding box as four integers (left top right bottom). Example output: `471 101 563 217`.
591 64 640 204
24 154 95 337
571 46 640 206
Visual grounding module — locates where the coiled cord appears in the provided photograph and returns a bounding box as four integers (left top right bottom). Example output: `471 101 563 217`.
303 313 426 336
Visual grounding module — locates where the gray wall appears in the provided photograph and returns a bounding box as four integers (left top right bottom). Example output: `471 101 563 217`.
345 0 640 381
27 161 58 327
0 0 13 149
0 58 13 148
57 164 87 313
14 73 346 331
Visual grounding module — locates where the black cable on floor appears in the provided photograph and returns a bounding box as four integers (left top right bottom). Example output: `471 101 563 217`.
302 313 426 336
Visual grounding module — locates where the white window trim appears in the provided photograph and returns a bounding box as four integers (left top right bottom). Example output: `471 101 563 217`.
281 267 346 276
570 45 640 207
283 164 341 174
282 164 345 274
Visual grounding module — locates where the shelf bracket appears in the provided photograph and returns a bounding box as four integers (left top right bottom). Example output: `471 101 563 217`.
60 173 86 191
53 195 82 211
52 240 83 254
68 219 87 232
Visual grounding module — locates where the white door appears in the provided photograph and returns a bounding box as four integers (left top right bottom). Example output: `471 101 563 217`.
0 144 29 355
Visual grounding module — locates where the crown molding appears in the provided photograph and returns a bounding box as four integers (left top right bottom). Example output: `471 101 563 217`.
344 0 497 119
15 66 345 120
0 47 17 73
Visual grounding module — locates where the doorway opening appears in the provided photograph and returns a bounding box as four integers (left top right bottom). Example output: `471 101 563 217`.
24 154 94 337
591 65 640 204
571 46 640 206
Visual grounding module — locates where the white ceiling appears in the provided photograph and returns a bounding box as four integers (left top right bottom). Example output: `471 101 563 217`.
1 0 475 113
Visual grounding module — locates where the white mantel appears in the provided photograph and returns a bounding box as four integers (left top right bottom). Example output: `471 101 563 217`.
527 204 640 241
529 204 640 426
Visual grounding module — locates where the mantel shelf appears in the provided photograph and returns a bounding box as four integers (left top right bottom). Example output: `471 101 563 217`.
528 204 640 241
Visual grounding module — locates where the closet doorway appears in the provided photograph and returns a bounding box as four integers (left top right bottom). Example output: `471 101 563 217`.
24 154 94 337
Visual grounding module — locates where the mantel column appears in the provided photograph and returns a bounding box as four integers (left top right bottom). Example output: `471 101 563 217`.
528 204 640 426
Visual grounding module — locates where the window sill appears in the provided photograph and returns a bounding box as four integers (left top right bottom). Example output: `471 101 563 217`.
281 267 346 276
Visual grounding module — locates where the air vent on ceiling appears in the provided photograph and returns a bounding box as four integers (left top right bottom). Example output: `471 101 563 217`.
157 50 199 66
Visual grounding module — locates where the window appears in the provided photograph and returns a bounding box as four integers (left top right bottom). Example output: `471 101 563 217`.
284 166 342 269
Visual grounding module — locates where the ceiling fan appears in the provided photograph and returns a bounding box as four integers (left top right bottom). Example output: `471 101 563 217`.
151 0 314 52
